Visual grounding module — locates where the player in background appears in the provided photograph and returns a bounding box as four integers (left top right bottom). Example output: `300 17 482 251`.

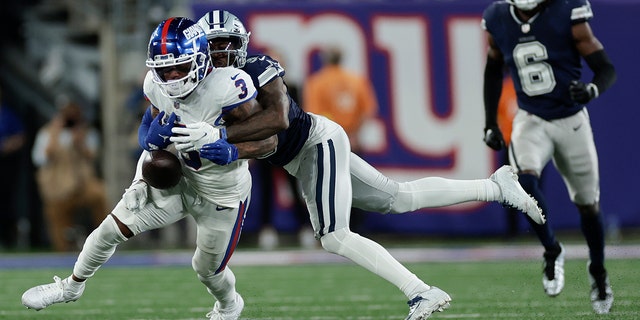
481 0 616 314
21 17 276 320
193 10 544 319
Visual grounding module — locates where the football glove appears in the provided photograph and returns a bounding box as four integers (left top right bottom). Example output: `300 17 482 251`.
200 139 239 165
170 123 225 153
122 180 148 212
483 126 506 151
569 80 599 105
144 111 177 150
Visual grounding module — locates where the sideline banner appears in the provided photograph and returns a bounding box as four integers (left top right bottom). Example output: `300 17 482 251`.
192 1 640 235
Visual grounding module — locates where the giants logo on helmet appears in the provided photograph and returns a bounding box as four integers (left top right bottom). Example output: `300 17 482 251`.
183 24 203 41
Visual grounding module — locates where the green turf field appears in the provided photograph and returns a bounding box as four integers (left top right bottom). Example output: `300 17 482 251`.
2 257 638 319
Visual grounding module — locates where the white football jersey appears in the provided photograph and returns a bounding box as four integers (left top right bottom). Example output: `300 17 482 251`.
143 67 257 207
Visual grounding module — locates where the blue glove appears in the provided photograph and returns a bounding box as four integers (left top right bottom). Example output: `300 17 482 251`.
200 138 239 165
144 111 177 150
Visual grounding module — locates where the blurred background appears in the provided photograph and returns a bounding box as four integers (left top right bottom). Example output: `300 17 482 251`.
1 0 638 252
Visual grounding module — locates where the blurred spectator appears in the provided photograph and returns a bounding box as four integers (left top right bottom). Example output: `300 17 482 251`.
31 96 107 251
304 46 378 154
0 85 26 249
304 46 379 231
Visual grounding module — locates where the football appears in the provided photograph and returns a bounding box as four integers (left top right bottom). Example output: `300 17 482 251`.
142 150 182 189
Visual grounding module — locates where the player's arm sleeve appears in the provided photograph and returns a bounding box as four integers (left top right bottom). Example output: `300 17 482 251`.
483 55 504 128
585 49 616 95
137 106 154 150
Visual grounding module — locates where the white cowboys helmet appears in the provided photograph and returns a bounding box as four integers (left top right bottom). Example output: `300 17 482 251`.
197 10 251 68
506 0 546 11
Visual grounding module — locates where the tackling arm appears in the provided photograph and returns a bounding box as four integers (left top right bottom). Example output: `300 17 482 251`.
224 77 290 144
235 136 278 159
220 98 278 159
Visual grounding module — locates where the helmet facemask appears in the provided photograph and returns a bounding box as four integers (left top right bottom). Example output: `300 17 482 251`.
197 10 251 68
208 37 246 68
148 53 209 98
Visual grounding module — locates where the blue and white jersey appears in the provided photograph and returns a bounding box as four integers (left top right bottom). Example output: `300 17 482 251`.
242 54 312 166
482 0 594 120
143 67 256 207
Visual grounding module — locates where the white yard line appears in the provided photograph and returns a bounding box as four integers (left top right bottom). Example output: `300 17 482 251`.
2 244 639 269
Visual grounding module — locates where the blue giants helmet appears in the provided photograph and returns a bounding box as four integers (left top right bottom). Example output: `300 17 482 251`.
146 17 211 98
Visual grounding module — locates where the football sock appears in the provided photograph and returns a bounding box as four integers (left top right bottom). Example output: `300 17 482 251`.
580 211 606 271
193 248 238 309
518 174 557 249
392 178 499 213
73 215 128 280
320 228 430 299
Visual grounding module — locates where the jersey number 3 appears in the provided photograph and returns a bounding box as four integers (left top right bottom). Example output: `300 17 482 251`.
513 41 556 96
235 79 248 99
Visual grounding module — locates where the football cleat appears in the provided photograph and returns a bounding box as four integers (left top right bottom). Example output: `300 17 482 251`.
21 276 85 311
490 165 545 224
207 293 244 320
405 286 451 320
588 262 613 314
542 243 565 297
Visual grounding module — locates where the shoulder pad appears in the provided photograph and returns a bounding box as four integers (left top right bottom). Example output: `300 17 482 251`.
243 54 285 88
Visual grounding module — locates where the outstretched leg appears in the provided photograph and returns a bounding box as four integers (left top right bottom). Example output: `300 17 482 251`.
21 185 186 311
350 153 542 221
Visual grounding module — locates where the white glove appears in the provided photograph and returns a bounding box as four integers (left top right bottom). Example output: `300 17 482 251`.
170 122 221 153
123 180 148 212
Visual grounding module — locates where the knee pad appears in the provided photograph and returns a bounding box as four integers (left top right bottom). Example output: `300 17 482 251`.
192 248 215 278
320 228 352 254
92 215 128 247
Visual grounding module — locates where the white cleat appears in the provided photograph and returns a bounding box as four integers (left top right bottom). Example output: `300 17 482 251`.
543 243 565 297
207 293 244 320
490 165 545 224
588 262 614 314
405 286 451 320
21 276 85 311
